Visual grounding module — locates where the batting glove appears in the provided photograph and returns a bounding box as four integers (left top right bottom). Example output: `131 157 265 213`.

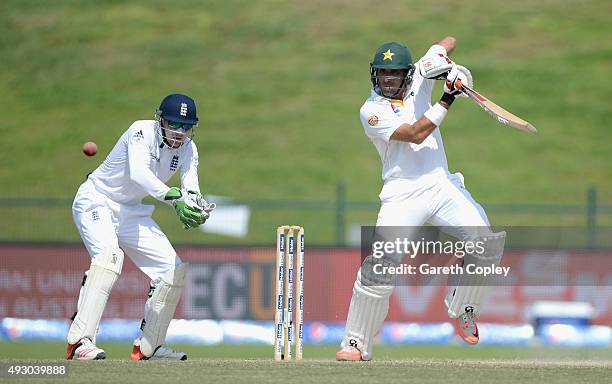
418 53 455 79
444 65 472 98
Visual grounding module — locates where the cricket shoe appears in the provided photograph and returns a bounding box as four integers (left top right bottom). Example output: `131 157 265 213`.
455 306 479 345
130 344 187 361
335 345 364 361
66 337 106 360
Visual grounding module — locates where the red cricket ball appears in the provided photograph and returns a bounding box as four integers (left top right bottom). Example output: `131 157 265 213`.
83 141 98 157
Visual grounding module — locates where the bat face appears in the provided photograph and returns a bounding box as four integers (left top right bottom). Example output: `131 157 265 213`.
461 85 537 134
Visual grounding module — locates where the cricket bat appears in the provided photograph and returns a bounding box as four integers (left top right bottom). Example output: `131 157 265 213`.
461 84 537 134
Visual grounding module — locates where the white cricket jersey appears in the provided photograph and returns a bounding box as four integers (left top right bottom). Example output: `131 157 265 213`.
360 45 449 183
88 120 200 205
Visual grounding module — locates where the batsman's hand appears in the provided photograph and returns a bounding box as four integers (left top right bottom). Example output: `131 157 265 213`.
418 53 455 79
164 187 207 229
444 65 472 98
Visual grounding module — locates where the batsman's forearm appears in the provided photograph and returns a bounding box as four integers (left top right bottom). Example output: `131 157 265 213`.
391 101 450 143
390 118 438 144
436 36 456 55
413 118 439 143
439 93 455 108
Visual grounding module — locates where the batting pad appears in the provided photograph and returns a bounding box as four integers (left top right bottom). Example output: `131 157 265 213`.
140 263 188 357
341 268 393 361
446 231 506 318
67 246 124 344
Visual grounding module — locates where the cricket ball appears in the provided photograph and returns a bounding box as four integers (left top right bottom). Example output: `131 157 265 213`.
83 141 98 157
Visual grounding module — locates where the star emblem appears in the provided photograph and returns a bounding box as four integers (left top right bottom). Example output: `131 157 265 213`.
382 49 395 61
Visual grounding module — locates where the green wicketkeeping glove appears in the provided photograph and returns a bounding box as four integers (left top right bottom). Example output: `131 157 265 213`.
185 190 216 215
164 187 205 229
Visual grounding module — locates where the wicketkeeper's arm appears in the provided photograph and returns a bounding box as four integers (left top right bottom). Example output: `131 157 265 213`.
179 142 201 194
127 137 170 201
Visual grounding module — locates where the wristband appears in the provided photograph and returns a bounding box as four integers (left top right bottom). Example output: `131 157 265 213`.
440 92 456 106
423 103 448 127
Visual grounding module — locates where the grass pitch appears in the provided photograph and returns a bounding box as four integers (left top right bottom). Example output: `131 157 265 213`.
1 343 610 383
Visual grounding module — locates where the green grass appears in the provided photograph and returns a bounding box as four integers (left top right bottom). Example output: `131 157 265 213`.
0 0 611 244
2 201 611 246
1 344 610 383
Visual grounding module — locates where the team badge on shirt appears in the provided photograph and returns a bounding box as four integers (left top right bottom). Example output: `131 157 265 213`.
367 115 379 126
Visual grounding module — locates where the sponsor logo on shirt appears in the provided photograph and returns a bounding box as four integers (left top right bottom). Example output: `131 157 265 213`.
133 130 144 142
422 58 434 71
170 155 179 171
390 102 401 114
367 115 379 126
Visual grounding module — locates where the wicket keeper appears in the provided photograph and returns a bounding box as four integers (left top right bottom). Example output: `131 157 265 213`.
67 93 215 360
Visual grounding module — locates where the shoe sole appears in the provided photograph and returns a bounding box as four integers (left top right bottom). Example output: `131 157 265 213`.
148 355 188 361
134 355 187 361
455 316 479 345
68 351 107 361
455 325 479 345
335 353 363 361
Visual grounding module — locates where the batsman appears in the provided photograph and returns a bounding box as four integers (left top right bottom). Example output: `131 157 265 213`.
336 37 506 361
66 93 215 360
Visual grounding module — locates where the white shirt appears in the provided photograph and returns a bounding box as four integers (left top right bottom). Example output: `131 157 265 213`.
360 45 449 183
88 120 200 205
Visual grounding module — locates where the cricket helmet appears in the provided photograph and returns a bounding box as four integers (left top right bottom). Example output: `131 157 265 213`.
155 93 199 148
370 42 415 98
156 93 199 125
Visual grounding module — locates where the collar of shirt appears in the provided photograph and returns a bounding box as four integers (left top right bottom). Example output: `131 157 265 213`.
370 89 406 104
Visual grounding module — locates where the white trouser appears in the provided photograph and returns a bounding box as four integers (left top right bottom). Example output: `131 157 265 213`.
341 172 491 358
72 179 181 280
69 179 181 343
376 172 489 229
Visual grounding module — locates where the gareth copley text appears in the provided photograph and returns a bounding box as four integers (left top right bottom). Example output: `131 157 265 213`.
372 263 511 278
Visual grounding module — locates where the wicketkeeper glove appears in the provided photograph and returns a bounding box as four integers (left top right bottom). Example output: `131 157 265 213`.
185 190 216 216
164 187 207 229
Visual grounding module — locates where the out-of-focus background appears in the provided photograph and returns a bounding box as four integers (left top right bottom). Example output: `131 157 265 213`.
0 0 611 368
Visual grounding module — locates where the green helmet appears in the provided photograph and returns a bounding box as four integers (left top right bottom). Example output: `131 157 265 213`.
370 42 415 98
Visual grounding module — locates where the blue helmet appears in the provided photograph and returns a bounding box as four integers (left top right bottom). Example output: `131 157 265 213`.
156 93 199 125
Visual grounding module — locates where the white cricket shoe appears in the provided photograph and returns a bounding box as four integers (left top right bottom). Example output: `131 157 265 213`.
66 337 106 360
455 306 479 345
131 344 187 361
335 345 364 361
